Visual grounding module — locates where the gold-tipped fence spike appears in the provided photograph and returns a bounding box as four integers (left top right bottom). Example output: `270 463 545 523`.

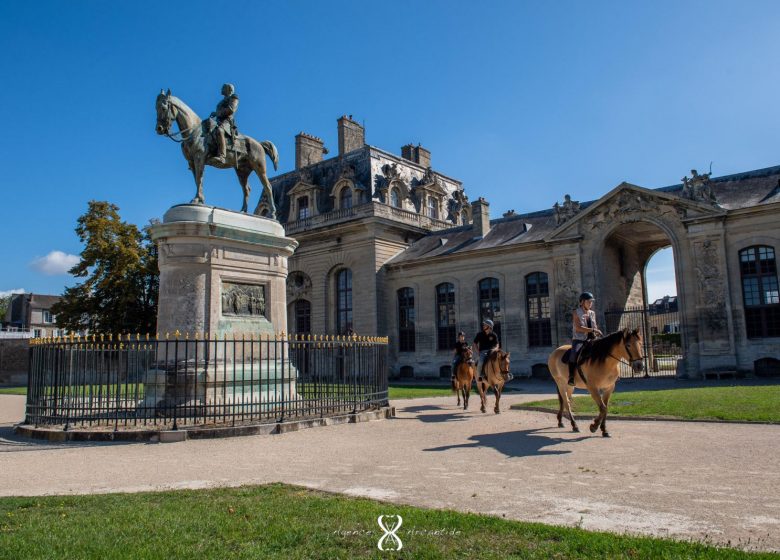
174 329 181 339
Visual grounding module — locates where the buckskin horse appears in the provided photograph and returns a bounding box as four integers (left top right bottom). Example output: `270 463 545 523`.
451 347 476 410
155 89 279 216
476 350 512 414
548 329 644 437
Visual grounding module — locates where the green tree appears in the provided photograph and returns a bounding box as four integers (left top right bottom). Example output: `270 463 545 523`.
0 295 11 322
52 201 158 334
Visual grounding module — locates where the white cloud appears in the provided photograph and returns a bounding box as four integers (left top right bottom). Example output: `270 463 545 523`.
0 288 25 298
29 251 80 276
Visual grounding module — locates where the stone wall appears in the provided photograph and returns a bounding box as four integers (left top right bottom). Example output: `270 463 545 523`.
0 339 28 386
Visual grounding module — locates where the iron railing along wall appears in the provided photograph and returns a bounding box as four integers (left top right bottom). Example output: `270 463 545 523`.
25 333 389 431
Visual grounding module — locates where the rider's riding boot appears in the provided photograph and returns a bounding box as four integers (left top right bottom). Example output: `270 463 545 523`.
214 132 227 164
567 361 576 386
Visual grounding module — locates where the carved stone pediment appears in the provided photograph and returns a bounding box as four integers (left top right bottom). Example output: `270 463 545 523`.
546 182 725 240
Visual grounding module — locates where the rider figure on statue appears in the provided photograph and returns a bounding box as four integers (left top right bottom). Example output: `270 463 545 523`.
568 292 603 386
211 83 239 164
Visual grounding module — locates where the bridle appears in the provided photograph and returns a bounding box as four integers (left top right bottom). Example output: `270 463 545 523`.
158 100 199 143
608 335 644 367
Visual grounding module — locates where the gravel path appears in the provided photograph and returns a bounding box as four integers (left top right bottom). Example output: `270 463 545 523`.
1 390 778 552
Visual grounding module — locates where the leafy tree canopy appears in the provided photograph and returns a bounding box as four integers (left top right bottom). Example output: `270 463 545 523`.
52 201 158 334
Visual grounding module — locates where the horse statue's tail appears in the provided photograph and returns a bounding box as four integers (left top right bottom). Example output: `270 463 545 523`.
261 141 279 171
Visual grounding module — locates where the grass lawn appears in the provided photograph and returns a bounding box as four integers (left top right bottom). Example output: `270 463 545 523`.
0 484 772 560
2 383 455 400
389 383 453 399
514 385 780 423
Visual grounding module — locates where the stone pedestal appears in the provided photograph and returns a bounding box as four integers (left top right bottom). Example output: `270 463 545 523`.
146 204 299 413
150 204 298 338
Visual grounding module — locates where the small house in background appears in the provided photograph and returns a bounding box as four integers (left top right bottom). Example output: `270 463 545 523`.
3 293 63 338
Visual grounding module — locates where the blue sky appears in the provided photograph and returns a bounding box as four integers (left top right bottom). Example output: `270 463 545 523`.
1 1 779 301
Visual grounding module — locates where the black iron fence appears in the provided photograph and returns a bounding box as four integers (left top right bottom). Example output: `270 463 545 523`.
604 307 682 378
25 333 389 431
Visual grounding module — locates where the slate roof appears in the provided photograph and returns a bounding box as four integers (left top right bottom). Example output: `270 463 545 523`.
388 165 780 265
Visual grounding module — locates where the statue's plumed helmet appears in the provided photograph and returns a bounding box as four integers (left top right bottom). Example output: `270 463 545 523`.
579 292 595 302
221 83 235 95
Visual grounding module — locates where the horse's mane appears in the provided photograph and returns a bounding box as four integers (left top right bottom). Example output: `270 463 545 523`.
169 95 201 125
582 329 629 364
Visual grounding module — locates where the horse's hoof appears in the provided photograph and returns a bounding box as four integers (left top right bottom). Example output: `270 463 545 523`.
557 422 564 428
589 423 598 433
494 409 500 414
572 426 580 433
602 431 611 438
480 407 486 414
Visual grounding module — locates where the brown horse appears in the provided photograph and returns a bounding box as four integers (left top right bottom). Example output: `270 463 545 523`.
476 350 512 414
451 348 476 410
548 329 644 437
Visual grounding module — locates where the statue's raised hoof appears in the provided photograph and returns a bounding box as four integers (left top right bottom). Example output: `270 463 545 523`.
589 423 598 433
190 197 204 205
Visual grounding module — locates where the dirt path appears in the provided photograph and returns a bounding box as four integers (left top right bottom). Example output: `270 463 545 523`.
1 392 778 552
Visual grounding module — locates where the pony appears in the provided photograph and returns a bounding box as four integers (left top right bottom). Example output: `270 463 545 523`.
475 350 512 414
155 89 279 216
547 329 644 437
451 347 476 410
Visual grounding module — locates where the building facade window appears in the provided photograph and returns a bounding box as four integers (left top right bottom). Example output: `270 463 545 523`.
42 310 54 324
427 196 438 219
336 269 353 334
397 287 416 352
526 272 552 347
436 283 456 351
294 299 311 334
390 188 401 208
297 196 310 220
339 186 353 209
740 245 780 338
478 277 502 342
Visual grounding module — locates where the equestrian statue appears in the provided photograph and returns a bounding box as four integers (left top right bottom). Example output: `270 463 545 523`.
155 84 279 217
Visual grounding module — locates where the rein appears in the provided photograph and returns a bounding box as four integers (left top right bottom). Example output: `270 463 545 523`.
606 341 643 367
164 122 200 143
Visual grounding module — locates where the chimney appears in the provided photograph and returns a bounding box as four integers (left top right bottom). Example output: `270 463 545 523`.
400 143 431 168
295 132 327 170
337 115 365 155
471 197 491 237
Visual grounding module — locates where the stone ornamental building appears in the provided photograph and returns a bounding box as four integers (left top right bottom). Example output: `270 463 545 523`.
268 116 780 379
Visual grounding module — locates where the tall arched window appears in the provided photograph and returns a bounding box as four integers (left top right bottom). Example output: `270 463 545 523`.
427 196 438 219
478 277 501 343
740 246 780 338
397 287 416 352
339 186 353 209
294 299 311 334
336 269 353 334
436 283 456 351
526 272 552 346
390 188 401 208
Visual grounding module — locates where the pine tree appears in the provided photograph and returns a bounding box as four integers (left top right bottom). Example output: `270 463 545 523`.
52 201 158 334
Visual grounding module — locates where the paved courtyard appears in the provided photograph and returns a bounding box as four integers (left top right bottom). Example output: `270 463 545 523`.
1 387 779 552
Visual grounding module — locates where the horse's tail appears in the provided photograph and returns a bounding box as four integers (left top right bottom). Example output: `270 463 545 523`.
261 141 279 171
451 375 457 392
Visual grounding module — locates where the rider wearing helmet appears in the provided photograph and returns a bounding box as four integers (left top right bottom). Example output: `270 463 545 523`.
569 292 603 386
473 319 499 379
451 331 471 379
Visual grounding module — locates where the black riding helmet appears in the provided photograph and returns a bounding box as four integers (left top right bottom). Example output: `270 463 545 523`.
579 292 595 303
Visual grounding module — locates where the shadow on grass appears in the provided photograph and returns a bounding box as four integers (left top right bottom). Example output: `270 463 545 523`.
423 427 590 458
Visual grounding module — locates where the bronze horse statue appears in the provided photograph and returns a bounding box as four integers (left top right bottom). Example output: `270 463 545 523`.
451 347 476 410
475 350 512 414
548 329 644 437
155 90 279 216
